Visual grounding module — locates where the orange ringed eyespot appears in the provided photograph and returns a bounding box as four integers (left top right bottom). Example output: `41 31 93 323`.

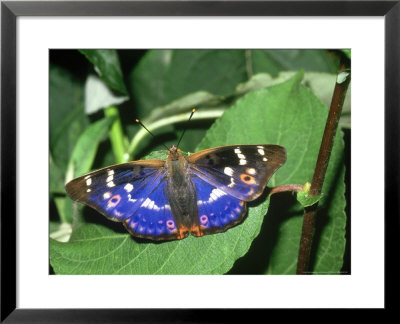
240 173 256 184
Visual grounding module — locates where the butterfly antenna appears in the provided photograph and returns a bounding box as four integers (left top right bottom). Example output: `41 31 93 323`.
177 108 196 148
136 118 169 150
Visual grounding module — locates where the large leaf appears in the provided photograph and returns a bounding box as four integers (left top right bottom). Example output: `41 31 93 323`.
129 49 341 162
235 71 350 129
50 72 346 274
130 49 338 117
49 64 87 174
79 49 128 95
251 49 338 76
131 50 247 116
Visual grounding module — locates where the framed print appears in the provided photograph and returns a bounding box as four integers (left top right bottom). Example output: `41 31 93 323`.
1 0 398 321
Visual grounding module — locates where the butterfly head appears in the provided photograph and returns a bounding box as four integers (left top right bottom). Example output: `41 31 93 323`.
167 145 182 161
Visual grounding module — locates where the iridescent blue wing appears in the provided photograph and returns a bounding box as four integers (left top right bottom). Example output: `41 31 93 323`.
188 145 286 201
123 179 182 240
65 160 182 240
191 176 247 236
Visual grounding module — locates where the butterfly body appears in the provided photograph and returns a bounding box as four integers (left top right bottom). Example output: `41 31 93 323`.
66 144 286 241
165 146 199 239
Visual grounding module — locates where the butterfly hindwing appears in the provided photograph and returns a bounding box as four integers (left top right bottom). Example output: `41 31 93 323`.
192 176 246 236
188 145 286 201
65 160 165 222
123 180 183 240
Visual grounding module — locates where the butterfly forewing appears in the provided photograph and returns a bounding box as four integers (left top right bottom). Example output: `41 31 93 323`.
188 145 286 201
65 160 166 223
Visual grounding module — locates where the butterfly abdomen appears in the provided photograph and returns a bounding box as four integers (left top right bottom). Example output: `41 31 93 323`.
165 154 199 239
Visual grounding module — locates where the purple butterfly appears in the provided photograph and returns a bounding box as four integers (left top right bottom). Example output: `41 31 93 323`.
65 144 286 240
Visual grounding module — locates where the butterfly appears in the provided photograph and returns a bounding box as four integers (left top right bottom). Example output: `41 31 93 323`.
65 144 286 241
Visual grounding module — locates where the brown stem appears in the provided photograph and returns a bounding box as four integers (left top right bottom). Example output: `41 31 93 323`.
296 58 351 274
270 184 303 195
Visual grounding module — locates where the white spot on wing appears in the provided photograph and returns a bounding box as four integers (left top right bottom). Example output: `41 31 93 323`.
224 167 234 176
86 189 91 193
86 178 92 186
213 188 226 197
142 198 151 208
106 175 114 183
247 168 256 175
139 197 164 211
234 148 242 154
238 153 246 159
148 199 155 210
258 148 265 156
239 159 247 165
127 194 136 203
124 183 134 193
114 210 123 217
228 178 235 188
263 157 268 162
107 181 116 188
107 169 114 176
197 188 227 205
210 188 226 202
103 192 111 199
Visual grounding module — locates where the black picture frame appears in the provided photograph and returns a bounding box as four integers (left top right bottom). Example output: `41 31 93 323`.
1 0 398 321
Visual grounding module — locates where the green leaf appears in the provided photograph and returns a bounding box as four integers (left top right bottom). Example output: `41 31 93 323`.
84 75 129 114
130 50 172 114
51 72 346 275
50 222 73 243
131 50 248 117
50 154 66 194
131 49 339 120
66 117 115 181
79 49 128 95
104 106 130 164
251 49 339 76
236 71 350 129
50 64 87 174
341 49 351 59
296 182 323 207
